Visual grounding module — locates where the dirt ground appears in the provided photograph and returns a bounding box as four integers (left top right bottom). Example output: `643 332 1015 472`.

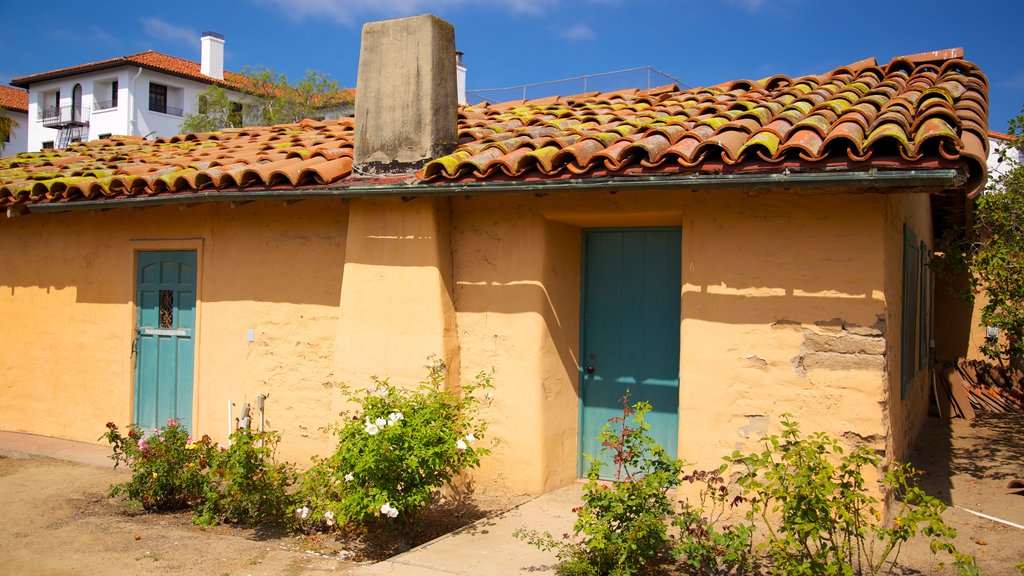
0 414 1021 575
895 413 1024 575
0 455 522 576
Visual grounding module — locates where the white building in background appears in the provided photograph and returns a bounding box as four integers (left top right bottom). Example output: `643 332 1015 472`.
988 131 1023 181
0 86 29 155
10 32 243 152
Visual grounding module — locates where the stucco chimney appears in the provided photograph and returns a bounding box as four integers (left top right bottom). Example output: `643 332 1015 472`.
200 31 224 80
456 51 467 105
354 14 457 172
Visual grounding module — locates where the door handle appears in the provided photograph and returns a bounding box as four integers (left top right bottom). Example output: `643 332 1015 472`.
131 329 140 358
586 365 595 374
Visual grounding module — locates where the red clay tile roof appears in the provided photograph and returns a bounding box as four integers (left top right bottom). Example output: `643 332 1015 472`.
9 51 249 90
0 86 29 113
422 52 988 185
0 50 988 210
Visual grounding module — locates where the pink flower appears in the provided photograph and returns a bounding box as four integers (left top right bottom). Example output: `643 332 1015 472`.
138 439 148 452
167 418 176 427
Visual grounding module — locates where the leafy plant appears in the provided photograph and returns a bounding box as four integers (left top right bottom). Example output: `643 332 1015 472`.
726 415 978 575
101 419 216 511
517 395 682 576
194 427 296 527
672 466 755 575
295 360 492 531
935 111 1024 365
182 67 350 132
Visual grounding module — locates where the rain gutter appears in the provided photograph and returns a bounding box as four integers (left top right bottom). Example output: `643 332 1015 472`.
25 168 964 214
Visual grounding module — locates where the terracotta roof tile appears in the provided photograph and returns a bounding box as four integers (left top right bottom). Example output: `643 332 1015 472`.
0 50 989 209
0 86 29 113
10 51 248 90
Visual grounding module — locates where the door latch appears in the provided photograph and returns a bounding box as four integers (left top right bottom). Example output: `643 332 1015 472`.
130 328 140 358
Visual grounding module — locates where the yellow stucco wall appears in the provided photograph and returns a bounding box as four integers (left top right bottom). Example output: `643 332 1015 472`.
0 186 936 495
0 200 349 464
883 193 935 464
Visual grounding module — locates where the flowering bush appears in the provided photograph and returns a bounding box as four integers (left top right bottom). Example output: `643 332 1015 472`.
102 419 216 511
194 427 297 527
517 396 682 576
296 360 492 530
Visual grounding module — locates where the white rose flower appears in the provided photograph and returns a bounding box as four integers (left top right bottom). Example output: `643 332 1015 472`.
296 506 310 520
375 417 387 428
456 438 468 451
485 392 494 400
344 473 354 482
380 502 399 518
365 423 380 435
465 433 476 443
324 510 335 526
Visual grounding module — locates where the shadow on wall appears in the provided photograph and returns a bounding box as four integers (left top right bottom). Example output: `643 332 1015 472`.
0 200 348 306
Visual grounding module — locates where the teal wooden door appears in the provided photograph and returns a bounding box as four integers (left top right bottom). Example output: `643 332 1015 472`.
580 229 681 478
134 251 196 431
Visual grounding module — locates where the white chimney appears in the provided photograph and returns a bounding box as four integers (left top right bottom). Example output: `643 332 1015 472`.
200 31 224 80
456 51 467 105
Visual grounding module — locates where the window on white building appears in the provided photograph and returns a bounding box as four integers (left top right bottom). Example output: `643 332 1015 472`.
39 90 60 121
94 78 119 111
148 82 184 116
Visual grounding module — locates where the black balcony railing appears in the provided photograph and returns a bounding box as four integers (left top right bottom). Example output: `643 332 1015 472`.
94 99 117 111
40 105 90 127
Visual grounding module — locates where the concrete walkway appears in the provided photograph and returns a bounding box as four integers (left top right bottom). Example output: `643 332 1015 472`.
0 430 116 468
0 430 578 575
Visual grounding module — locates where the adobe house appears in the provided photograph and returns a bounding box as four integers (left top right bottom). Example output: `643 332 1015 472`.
0 16 987 494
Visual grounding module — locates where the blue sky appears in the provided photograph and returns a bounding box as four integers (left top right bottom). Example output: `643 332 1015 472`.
2 0 1021 131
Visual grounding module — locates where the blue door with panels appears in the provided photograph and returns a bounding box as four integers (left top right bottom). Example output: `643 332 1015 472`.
580 228 681 478
134 251 196 431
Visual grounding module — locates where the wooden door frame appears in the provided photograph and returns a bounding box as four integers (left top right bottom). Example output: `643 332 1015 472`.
126 238 204 432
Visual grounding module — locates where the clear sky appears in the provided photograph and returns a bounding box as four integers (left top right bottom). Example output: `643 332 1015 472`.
2 0 1021 132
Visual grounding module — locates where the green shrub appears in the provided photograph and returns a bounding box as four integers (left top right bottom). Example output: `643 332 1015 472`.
726 415 978 576
672 466 755 575
102 419 216 511
194 427 296 527
517 396 682 576
295 360 492 530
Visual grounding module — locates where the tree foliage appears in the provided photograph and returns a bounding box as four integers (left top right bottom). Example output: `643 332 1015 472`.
0 108 18 154
940 110 1024 364
973 124 1024 363
181 67 350 133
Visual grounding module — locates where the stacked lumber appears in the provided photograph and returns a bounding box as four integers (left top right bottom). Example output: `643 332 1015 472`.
935 360 1024 416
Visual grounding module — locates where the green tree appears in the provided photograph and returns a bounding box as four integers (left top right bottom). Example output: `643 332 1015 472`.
973 120 1024 364
181 67 351 133
0 108 18 154
940 110 1024 365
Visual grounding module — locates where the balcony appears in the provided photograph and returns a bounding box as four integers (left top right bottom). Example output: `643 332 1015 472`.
150 104 184 117
94 99 117 111
40 105 91 128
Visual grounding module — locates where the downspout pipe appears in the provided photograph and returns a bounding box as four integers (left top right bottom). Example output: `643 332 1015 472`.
128 67 143 136
24 168 965 214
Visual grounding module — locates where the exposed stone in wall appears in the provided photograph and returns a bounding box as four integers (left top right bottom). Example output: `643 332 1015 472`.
737 414 768 439
789 315 887 376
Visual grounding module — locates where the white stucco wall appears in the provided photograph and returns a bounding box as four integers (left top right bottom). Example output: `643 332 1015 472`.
23 67 230 151
988 134 1023 182
2 109 28 156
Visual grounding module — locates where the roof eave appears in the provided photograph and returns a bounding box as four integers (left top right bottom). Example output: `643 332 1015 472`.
22 167 967 214
11 61 232 90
